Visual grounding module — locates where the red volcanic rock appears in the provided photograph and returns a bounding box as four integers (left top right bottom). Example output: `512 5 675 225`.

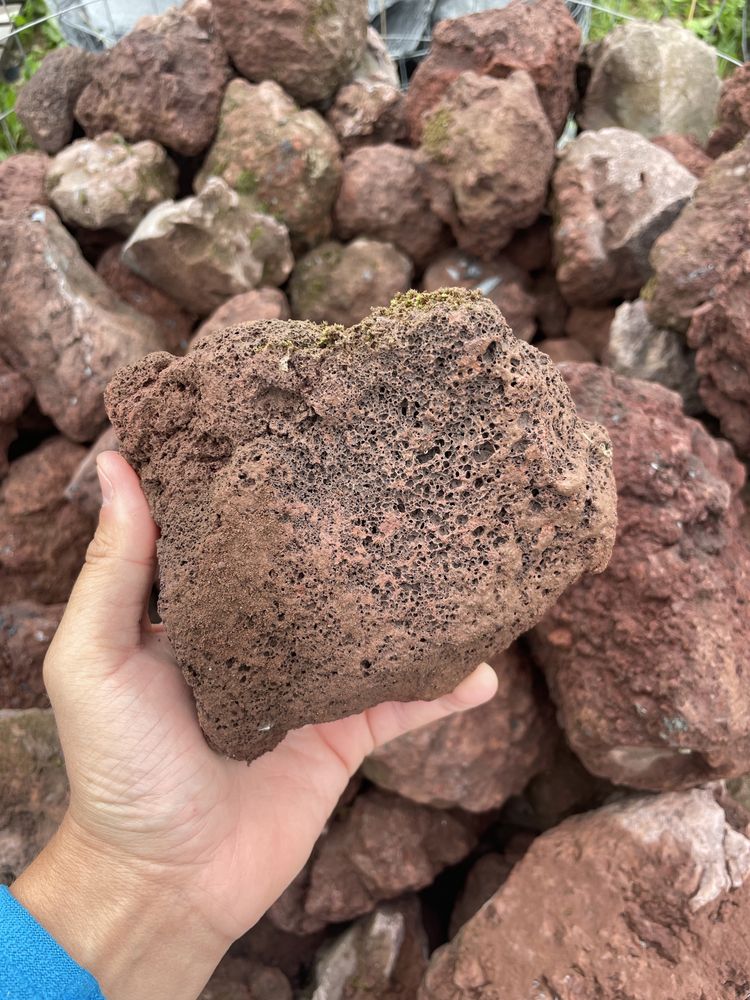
75 10 230 156
363 645 555 812
537 338 593 364
421 71 555 259
419 789 750 998
0 153 48 220
405 0 579 142
448 836 533 937
211 0 367 106
421 250 536 342
522 738 616 831
326 81 407 154
15 47 99 154
531 364 750 790
505 220 553 274
0 438 95 604
199 956 291 1000
531 271 568 340
192 290 290 349
564 306 615 362
0 603 64 710
0 359 33 480
334 145 446 268
64 426 119 519
652 133 713 178
707 62 750 157
105 289 616 761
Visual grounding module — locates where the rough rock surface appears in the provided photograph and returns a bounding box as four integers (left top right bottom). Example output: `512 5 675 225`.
0 360 33 480
552 127 697 306
270 789 477 930
0 207 166 442
0 153 48 221
564 306 615 362
607 299 701 414
0 603 64 710
289 239 412 328
105 289 616 761
64 426 119 519
421 71 555 259
363 645 554 812
0 438 95 604
353 26 399 87
196 80 342 249
326 82 407 154
0 709 67 885
96 244 194 354
405 0 580 141
531 364 750 790
75 10 230 156
448 838 532 937
708 62 750 157
212 0 367 105
419 789 750 998
334 145 445 267
122 178 293 317
422 250 536 342
581 20 721 143
522 739 616 831
15 47 98 154
309 896 427 1000
652 133 713 178
46 133 177 234
191 290 290 349
537 338 593 365
199 956 292 1000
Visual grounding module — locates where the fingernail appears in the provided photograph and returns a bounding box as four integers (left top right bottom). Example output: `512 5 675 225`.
97 461 114 507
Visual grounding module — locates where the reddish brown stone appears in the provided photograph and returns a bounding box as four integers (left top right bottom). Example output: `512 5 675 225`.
105 289 616 761
0 359 33 480
15 48 100 154
522 738 616 831
707 62 750 157
652 133 713 178
0 603 64 710
326 82 407 154
363 645 555 812
233 917 325 985
537 338 594 364
0 438 95 604
64 426 119 519
505 220 553 274
531 271 568 340
0 153 48 221
405 0 580 142
448 836 533 937
199 956 291 1000
564 306 615 362
191 290 290 349
531 364 750 790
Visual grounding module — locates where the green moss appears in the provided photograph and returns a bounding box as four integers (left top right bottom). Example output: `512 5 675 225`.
421 108 453 162
382 288 484 315
639 276 657 302
236 169 259 196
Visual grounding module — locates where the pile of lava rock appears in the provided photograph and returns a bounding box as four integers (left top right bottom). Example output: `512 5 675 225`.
3 0 750 994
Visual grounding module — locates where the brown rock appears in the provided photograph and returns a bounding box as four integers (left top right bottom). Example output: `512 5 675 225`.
419 789 750 998
353 27 399 87
564 306 615 362
233 916 326 985
422 250 536 342
652 133 713 178
64 426 119 519
537 338 593 364
531 364 750 790
14 47 99 154
196 79 342 249
192 290 290 349
421 71 555 259
199 956 291 1000
552 127 697 306
96 244 194 354
522 738 616 831
0 359 33 480
531 271 568 340
211 0 367 106
708 62 750 157
326 82 407 154
75 10 230 156
289 239 412 328
0 153 48 220
334 145 446 267
405 0 580 142
448 837 532 937
0 206 166 442
363 645 555 812
0 603 64 710
0 437 95 604
505 219 553 274
105 289 616 761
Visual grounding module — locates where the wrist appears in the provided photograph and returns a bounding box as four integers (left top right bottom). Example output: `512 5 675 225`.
11 812 230 1000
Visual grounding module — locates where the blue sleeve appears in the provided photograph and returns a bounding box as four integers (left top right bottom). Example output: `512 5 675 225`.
0 885 105 999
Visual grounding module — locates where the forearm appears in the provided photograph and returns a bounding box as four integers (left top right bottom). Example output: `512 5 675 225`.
11 813 229 1000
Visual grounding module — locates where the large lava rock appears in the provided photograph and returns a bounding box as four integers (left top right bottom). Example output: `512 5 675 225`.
0 154 48 221
105 289 616 761
192 290 291 349
419 789 750 997
531 364 750 790
708 62 750 157
15 47 99 155
0 603 64 710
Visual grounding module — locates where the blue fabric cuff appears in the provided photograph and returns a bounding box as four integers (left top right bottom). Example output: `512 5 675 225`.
0 884 105 999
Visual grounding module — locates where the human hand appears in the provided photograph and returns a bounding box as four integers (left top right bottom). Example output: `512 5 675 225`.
11 451 497 1000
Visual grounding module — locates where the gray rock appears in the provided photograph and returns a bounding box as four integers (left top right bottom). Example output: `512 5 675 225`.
581 20 721 143
353 26 400 87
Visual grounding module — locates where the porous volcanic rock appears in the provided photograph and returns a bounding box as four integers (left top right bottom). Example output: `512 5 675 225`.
422 250 536 342
421 71 555 259
448 837 532 938
14 47 99 154
363 645 555 812
334 145 445 267
708 62 750 157
96 244 194 354
0 437 95 604
192 290 290 348
607 299 700 414
405 0 580 142
326 82 407 154
0 709 67 885
531 364 750 790
199 956 292 1000
211 0 367 106
552 127 697 306
537 338 593 365
652 133 713 178
269 789 477 930
289 239 412 327
64 426 119 519
105 289 616 761
564 306 615 362
0 603 64 710
122 178 293 317
0 359 33 480
196 80 342 249
0 206 166 442
46 133 178 235
0 153 48 220
419 789 750 998
580 21 721 143
75 9 230 156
